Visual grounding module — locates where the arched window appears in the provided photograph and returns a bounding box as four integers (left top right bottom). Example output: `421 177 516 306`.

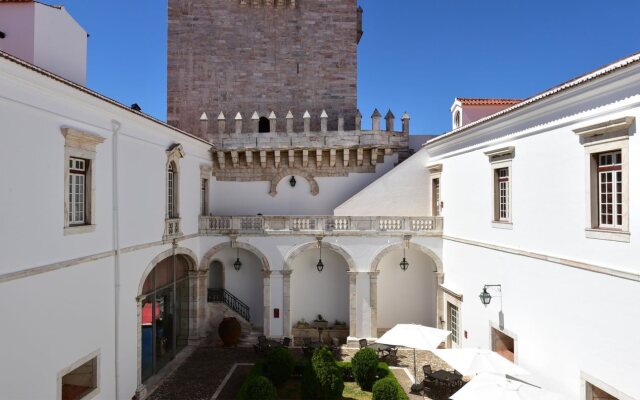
259 116 270 133
453 111 461 128
167 162 177 218
140 255 191 382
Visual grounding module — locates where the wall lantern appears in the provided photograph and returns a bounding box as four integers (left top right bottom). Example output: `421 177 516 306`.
233 247 242 271
316 237 324 272
479 284 502 306
290 176 297 187
399 235 410 271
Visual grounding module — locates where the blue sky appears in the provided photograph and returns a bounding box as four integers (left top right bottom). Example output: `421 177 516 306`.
59 0 640 135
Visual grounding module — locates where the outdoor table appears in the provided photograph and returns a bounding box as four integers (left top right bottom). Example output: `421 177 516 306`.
429 370 457 397
367 343 395 358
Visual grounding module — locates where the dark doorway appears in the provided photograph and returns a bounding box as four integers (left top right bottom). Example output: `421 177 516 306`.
259 116 270 133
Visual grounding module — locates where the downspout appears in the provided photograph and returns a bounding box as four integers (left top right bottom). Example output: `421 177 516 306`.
111 120 122 400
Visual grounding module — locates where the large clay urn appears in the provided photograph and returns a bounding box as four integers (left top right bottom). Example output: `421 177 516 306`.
218 317 242 346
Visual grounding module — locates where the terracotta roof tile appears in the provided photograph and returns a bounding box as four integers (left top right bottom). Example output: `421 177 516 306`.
456 98 523 106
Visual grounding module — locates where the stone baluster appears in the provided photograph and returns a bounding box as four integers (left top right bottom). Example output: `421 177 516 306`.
385 109 395 132
303 110 311 133
218 111 226 134
402 112 410 134
251 111 260 133
286 110 294 134
235 112 243 134
269 111 277 133
371 108 382 132
320 110 328 132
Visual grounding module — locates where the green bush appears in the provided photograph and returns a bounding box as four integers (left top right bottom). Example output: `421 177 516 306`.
264 347 294 386
301 362 320 400
236 375 277 400
336 361 354 382
372 378 398 400
311 347 344 400
352 348 379 390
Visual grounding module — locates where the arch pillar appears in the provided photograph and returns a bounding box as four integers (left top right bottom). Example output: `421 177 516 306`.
263 270 272 336
368 271 380 338
282 270 293 337
348 271 358 337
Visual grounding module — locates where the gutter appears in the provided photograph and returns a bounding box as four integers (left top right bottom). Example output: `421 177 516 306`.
111 119 122 399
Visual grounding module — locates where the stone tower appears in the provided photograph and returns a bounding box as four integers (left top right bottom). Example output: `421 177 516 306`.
167 0 363 138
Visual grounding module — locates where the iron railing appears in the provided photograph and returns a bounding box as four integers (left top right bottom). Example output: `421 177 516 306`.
207 288 251 322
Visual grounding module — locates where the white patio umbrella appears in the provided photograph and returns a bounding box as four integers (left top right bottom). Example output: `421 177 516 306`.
376 324 451 384
450 373 566 400
433 348 530 377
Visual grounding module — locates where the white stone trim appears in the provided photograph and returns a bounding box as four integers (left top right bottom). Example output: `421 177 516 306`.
484 146 515 159
573 116 634 139
61 128 105 234
443 292 463 348
165 144 185 240
489 321 519 364
580 371 635 400
57 349 100 400
443 235 640 282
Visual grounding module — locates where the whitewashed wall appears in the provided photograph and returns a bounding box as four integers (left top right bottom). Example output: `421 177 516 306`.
210 155 397 216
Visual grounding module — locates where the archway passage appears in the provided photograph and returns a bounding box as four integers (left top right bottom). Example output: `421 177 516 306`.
259 116 270 133
376 248 438 336
207 249 264 328
289 247 349 336
140 254 191 382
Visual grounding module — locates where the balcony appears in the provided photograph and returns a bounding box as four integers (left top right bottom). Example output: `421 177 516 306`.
199 215 443 236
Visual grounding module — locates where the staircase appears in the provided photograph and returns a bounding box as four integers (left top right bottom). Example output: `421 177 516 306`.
207 288 250 322
205 288 254 342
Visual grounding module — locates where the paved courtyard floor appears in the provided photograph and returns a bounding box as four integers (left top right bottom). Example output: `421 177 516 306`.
147 338 460 400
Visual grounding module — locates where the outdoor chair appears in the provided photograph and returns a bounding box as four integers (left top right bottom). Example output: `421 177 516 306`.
422 365 436 387
281 337 292 347
450 370 463 389
253 342 270 355
257 335 267 344
358 338 368 349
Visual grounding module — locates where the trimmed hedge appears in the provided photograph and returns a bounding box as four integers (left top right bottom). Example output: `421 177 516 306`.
236 375 277 400
264 347 294 386
372 363 408 400
352 348 379 390
300 347 344 400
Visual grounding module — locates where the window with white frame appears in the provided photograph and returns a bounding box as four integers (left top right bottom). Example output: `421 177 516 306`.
574 116 632 242
68 158 87 225
485 146 514 226
432 178 441 216
167 162 177 219
59 352 99 400
447 302 459 345
496 167 510 222
597 151 622 229
62 128 104 235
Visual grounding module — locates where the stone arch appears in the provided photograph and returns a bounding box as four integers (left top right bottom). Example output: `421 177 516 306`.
269 170 320 197
282 240 356 337
369 241 444 337
199 241 271 335
283 240 355 271
137 246 198 296
200 241 271 272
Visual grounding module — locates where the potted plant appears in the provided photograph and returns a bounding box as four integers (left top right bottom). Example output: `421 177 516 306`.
333 319 347 329
312 314 328 329
296 318 310 328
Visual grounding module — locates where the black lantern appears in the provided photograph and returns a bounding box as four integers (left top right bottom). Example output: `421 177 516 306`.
290 176 297 187
233 247 242 271
479 287 492 305
316 239 324 272
399 247 409 271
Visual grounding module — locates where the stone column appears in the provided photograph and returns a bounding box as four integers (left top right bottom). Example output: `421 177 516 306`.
435 272 445 329
368 271 380 338
282 270 293 337
188 270 201 345
348 271 358 338
263 270 272 336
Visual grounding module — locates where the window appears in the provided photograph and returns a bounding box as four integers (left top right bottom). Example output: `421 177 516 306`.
447 302 459 345
201 178 208 216
496 167 510 222
167 162 177 219
432 178 441 216
453 110 461 128
485 147 514 228
62 128 105 235
582 372 626 400
574 117 632 242
68 158 87 225
491 327 516 363
58 352 99 400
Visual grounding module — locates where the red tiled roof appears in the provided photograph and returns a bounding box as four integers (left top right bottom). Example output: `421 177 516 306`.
0 49 212 146
456 98 523 106
428 50 640 146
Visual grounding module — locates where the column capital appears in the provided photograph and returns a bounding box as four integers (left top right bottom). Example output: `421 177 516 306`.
281 270 293 276
262 270 272 278
368 270 381 277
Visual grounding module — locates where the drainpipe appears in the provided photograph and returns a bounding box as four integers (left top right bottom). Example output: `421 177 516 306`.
111 120 122 400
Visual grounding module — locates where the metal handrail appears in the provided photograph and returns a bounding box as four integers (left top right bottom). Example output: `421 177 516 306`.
207 288 251 322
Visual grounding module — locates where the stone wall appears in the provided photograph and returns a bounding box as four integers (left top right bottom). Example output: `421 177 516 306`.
168 0 360 137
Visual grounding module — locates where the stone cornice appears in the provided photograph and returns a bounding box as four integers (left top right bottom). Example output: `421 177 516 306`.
61 127 105 151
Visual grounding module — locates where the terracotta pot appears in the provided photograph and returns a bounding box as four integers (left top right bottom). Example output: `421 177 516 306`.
218 317 242 346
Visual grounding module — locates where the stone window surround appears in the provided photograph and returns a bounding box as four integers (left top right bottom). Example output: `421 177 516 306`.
427 164 442 217
164 144 185 240
484 146 515 230
62 128 105 236
200 164 212 216
442 290 462 349
581 371 634 400
574 117 633 243
57 349 100 400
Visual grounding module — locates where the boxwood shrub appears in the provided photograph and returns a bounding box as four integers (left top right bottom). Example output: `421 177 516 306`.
236 375 277 400
352 348 378 390
264 347 294 386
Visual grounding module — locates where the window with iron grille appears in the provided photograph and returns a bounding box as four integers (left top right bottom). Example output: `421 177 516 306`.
167 163 176 218
495 167 510 222
448 302 459 344
69 158 87 225
597 151 622 229
201 178 208 216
